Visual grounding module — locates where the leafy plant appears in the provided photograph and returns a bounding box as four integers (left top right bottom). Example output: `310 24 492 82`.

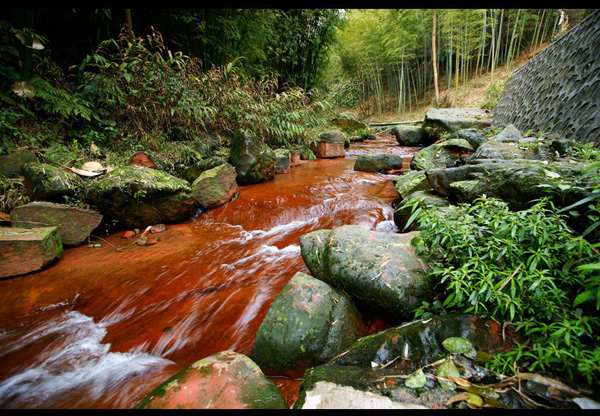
410 195 600 385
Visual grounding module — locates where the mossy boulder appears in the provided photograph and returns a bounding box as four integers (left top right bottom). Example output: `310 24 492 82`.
410 139 473 171
274 148 291 173
10 201 103 246
0 148 38 178
427 160 599 210
310 130 346 158
394 190 450 232
0 226 63 278
251 272 364 378
191 163 239 209
456 128 487 149
181 156 228 184
87 166 197 228
135 351 287 409
300 225 432 322
354 153 404 172
392 126 433 147
422 108 492 139
393 170 432 200
228 130 276 185
331 114 371 142
21 162 82 202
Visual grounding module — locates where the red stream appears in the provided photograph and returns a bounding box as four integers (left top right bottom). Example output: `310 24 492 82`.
0 134 419 408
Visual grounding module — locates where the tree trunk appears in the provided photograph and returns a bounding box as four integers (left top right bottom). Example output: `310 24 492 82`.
432 9 440 106
124 9 134 38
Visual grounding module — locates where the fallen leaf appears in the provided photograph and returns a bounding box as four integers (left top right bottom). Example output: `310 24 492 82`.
405 369 427 389
446 392 470 406
81 161 105 172
448 376 471 387
442 337 474 354
68 166 102 177
0 212 10 221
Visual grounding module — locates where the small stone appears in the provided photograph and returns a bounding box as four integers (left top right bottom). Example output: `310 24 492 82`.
147 237 159 245
134 229 141 235
122 230 136 239
137 236 148 246
150 224 166 233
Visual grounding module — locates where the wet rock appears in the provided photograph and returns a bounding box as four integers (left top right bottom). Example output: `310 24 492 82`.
135 351 287 409
423 108 492 139
181 156 227 184
122 230 136 239
310 130 346 159
150 224 166 233
86 166 197 228
354 154 404 172
493 124 522 142
191 163 239 209
274 149 291 173
300 225 432 321
129 152 156 169
392 126 433 147
428 160 599 210
21 163 82 202
331 114 371 142
293 314 523 409
410 139 473 171
393 190 450 232
228 130 276 185
0 148 38 178
289 149 302 166
250 272 364 378
0 226 62 278
393 170 432 200
300 381 429 409
10 202 103 246
456 128 487 149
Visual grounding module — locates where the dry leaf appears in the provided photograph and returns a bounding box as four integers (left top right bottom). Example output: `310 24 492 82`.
68 166 102 177
448 376 472 387
446 392 471 406
81 161 105 172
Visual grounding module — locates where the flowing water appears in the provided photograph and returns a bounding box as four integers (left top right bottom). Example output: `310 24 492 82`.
0 134 419 409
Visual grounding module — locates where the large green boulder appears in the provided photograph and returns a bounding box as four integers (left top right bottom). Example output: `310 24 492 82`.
251 272 364 378
300 225 432 322
181 156 227 184
21 163 81 202
354 153 404 172
392 126 433 147
410 139 473 171
331 114 371 142
427 160 599 211
422 108 492 139
87 166 197 228
228 130 275 185
191 163 238 209
393 170 432 200
10 201 102 246
0 226 63 278
0 148 38 178
135 351 287 409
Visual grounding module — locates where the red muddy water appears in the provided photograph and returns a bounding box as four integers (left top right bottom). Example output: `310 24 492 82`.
0 134 420 409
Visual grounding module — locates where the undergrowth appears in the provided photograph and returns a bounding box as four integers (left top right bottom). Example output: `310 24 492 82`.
407 194 600 386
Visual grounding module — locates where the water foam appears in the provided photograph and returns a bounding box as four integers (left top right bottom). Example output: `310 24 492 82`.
0 310 173 408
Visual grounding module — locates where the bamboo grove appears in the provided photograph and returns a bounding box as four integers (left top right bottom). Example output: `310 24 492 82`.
328 9 567 119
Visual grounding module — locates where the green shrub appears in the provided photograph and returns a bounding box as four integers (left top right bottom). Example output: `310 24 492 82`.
409 195 600 385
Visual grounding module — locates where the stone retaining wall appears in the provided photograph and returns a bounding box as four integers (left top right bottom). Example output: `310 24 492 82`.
493 10 600 144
